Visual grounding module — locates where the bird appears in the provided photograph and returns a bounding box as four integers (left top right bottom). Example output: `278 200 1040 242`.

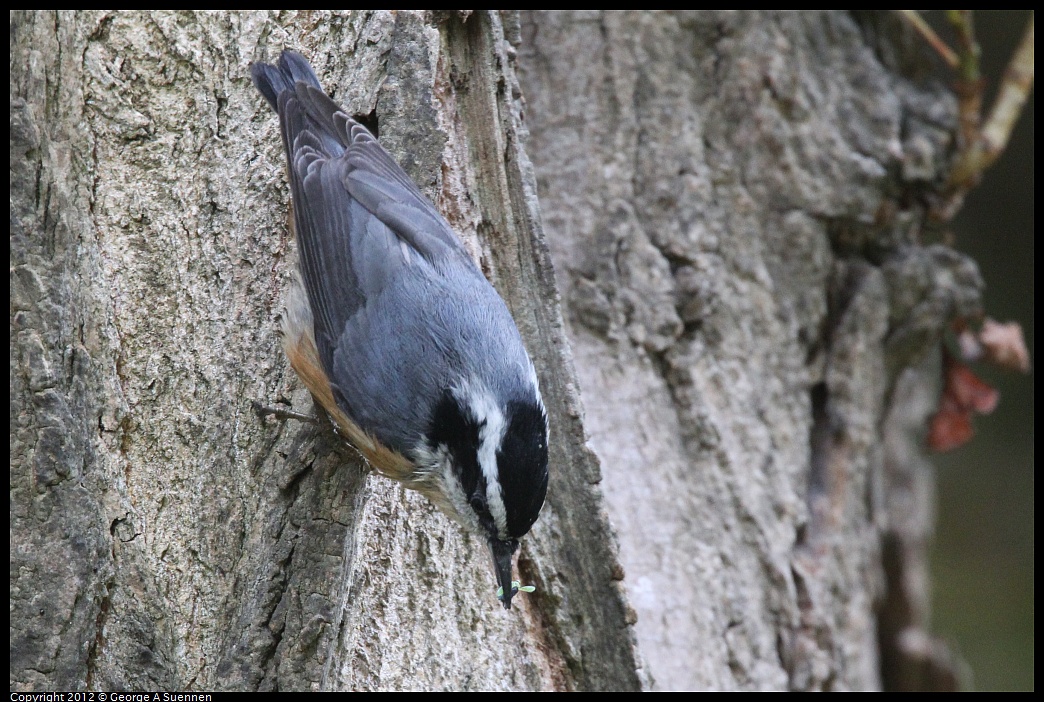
250 50 549 609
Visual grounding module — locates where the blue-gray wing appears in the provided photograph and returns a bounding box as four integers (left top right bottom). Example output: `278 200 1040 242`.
329 259 538 453
254 52 541 457
251 51 477 379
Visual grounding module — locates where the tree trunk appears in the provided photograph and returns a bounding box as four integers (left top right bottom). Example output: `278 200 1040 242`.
515 10 977 691
10 10 975 691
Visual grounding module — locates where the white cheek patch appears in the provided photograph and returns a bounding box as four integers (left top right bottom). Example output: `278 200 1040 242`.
453 377 509 539
414 443 484 536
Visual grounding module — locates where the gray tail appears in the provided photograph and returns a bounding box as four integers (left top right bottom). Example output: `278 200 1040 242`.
250 50 323 112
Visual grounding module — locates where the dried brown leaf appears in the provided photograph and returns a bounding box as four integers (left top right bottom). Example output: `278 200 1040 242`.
978 318 1031 373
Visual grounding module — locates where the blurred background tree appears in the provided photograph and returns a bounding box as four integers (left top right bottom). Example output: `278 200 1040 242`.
929 10 1034 692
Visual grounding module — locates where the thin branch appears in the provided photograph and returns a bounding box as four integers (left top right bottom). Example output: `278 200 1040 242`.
897 10 959 68
980 13 1035 170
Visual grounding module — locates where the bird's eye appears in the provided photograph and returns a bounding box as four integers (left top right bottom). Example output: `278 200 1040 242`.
470 493 487 514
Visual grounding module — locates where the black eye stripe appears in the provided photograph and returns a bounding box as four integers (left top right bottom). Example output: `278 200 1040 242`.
428 391 482 498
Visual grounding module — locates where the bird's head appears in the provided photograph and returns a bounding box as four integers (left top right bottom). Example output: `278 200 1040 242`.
420 380 549 608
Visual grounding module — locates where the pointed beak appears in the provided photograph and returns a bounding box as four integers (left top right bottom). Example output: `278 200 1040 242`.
489 538 517 609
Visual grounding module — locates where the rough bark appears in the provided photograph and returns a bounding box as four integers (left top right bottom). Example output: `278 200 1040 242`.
11 10 640 692
517 10 978 691
11 10 976 692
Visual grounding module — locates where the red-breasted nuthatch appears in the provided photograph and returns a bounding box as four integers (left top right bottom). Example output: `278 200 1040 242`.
251 51 549 608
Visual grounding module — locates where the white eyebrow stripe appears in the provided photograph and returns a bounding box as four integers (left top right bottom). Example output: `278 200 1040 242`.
454 377 509 539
